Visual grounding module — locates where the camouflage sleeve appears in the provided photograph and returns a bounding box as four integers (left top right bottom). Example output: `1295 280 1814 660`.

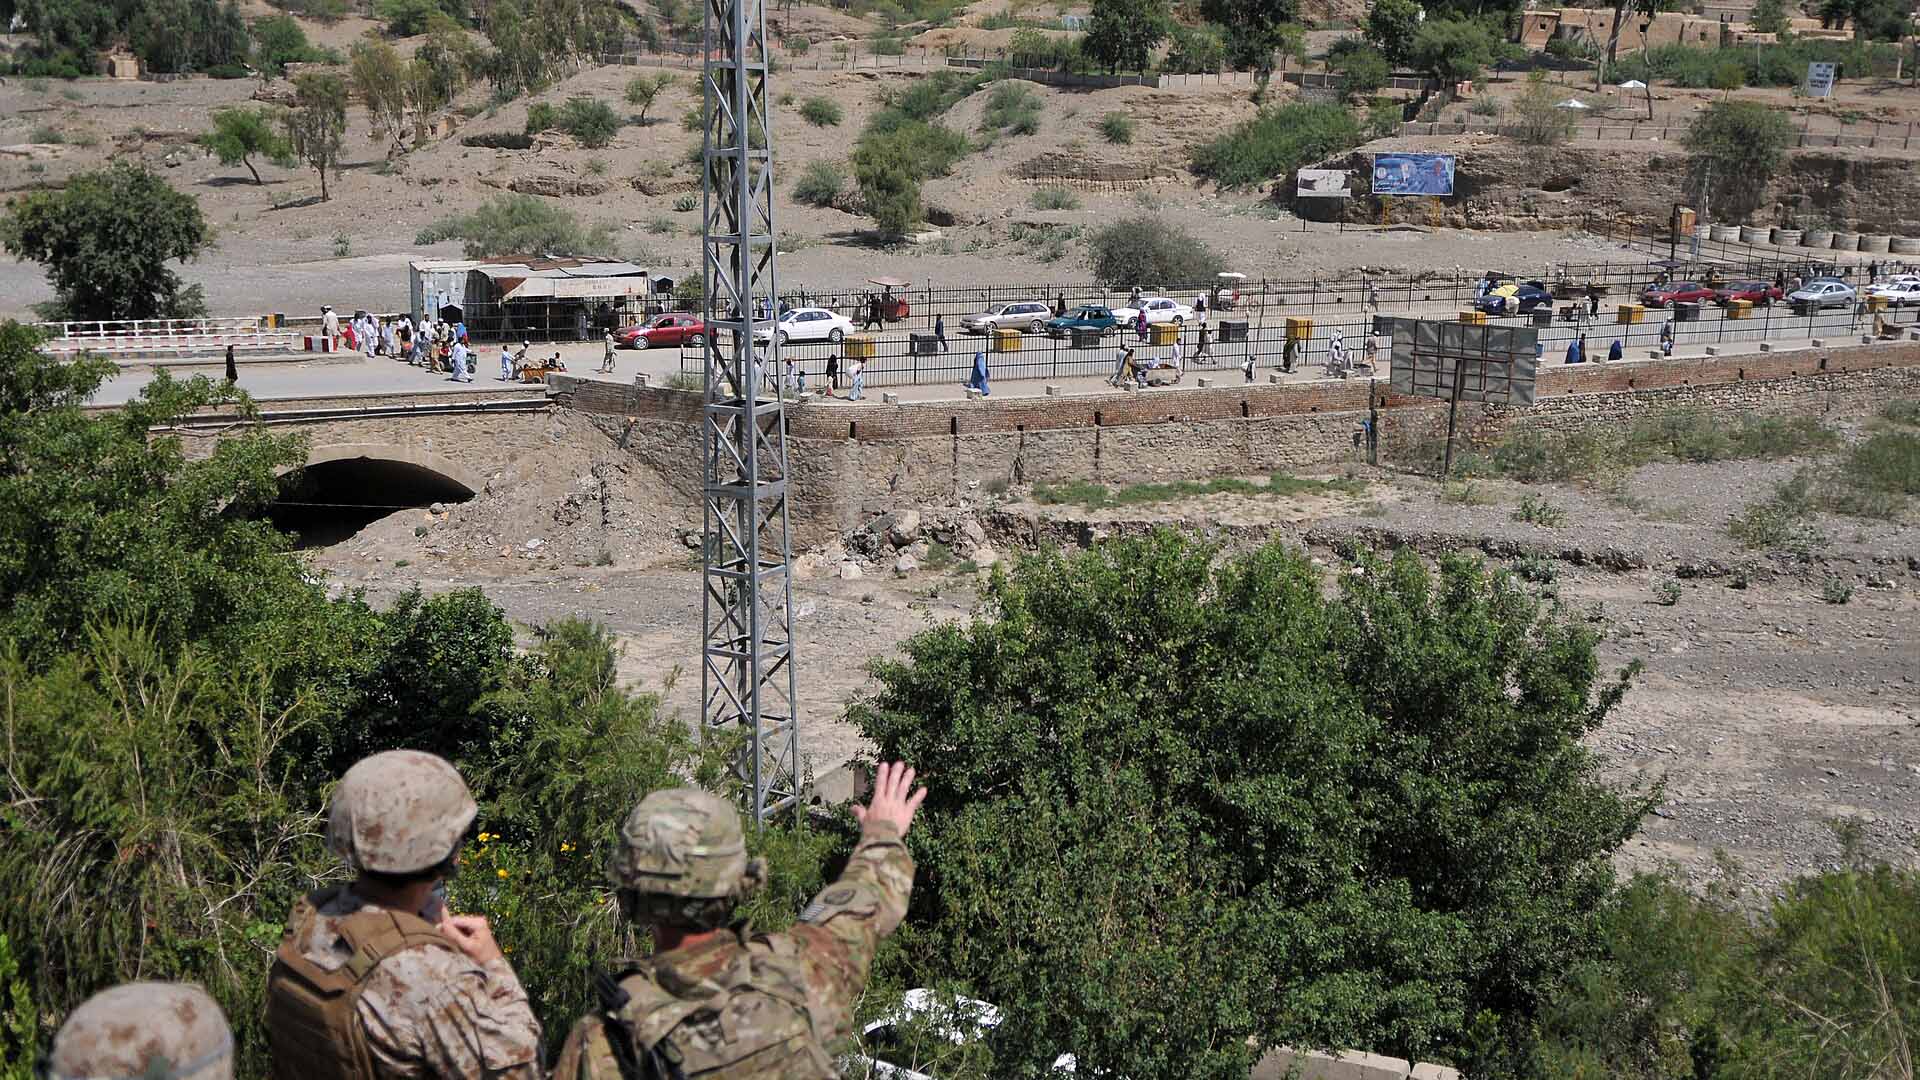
358 948 544 1079
550 1015 618 1080
787 818 916 1042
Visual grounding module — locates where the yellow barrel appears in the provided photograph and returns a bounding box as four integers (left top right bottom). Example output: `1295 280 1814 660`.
1725 299 1753 319
1285 316 1313 342
1458 310 1488 325
844 334 878 358
992 328 1022 353
1866 294 1889 312
1150 321 1179 346
1617 303 1645 324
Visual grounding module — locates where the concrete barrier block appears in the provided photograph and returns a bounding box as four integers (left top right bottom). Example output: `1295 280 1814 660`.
882 392 900 404
1197 377 1213 388
1861 335 1874 344
1758 342 1775 352
1647 350 1663 359
1410 1064 1462 1080
1254 1047 1412 1080
1704 346 1720 356
1044 384 1061 396
632 373 649 387
1268 373 1284 384
1810 338 1825 348
965 387 984 401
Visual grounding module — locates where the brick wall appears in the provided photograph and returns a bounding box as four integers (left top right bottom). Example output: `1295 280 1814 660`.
553 345 1920 542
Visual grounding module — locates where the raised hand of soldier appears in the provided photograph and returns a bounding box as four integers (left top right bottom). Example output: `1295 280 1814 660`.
438 914 504 966
852 761 927 837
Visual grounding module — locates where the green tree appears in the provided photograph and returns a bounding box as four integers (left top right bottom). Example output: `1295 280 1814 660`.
1685 99 1795 216
1199 0 1304 100
1081 0 1170 74
1710 58 1746 96
0 165 210 321
197 106 295 185
1599 0 1660 87
1748 0 1791 35
852 535 1649 1079
483 0 623 98
252 13 324 75
624 71 675 124
852 137 922 236
1512 69 1577 144
1331 42 1391 99
373 0 463 35
1409 16 1501 84
1162 20 1227 73
1085 215 1224 286
128 0 250 74
350 40 411 156
283 71 347 200
1365 0 1422 66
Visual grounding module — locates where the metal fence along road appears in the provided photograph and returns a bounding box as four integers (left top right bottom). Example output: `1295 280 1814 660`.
680 301 1920 391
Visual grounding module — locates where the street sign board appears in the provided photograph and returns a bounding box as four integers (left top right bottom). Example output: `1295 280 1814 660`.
1388 319 1539 405
1805 62 1837 97
1296 169 1351 197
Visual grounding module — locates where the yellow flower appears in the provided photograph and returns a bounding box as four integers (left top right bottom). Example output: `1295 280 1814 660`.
496 868 509 879
477 832 493 843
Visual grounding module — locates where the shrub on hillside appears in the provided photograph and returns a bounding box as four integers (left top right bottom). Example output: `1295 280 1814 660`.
416 193 614 257
1191 102 1363 190
792 159 846 207
1086 216 1223 286
1098 111 1134 144
523 95 620 147
799 95 843 126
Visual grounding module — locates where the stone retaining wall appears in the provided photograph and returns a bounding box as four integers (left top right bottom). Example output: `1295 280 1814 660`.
552 342 1920 542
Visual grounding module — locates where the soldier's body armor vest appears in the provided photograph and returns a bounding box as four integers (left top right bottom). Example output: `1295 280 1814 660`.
595 932 834 1080
265 887 457 1080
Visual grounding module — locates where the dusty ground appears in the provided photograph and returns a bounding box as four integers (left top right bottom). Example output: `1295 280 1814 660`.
303 401 1920 893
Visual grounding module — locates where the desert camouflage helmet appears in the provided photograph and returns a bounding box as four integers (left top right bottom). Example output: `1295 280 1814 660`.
44 983 233 1080
327 750 477 875
611 788 754 899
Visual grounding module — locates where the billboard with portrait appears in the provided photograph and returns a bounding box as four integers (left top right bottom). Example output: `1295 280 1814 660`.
1370 152 1456 197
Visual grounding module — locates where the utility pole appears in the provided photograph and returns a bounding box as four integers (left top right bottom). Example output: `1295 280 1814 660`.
699 0 801 822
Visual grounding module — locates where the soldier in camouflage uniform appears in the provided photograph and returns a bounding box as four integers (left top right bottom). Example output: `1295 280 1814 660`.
551 761 927 1080
42 983 233 1080
265 750 542 1080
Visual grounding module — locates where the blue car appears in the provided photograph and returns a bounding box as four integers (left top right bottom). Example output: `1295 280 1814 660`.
1475 281 1552 316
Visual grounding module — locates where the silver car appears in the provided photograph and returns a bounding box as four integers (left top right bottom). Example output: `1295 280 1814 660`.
1787 279 1856 310
959 301 1053 335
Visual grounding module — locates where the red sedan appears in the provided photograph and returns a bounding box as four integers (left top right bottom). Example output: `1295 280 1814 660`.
1713 280 1783 306
1640 281 1718 307
616 313 708 348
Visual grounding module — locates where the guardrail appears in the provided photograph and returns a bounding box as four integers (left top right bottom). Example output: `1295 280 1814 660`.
679 300 1918 390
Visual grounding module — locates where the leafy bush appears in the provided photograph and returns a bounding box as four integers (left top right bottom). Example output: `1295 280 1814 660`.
852 534 1649 1077
792 160 846 206
1086 215 1224 287
1098 111 1135 144
1512 492 1569 526
1192 102 1364 190
799 95 843 126
981 80 1043 135
1512 70 1575 146
525 95 621 147
416 193 614 256
1030 186 1079 210
373 0 463 36
1331 43 1390 99
1820 578 1854 604
1468 96 1503 118
1407 17 1502 84
1611 39 1901 88
1450 411 1835 484
672 193 697 212
1162 20 1228 73
852 137 921 235
1728 473 1823 552
623 72 674 124
1687 100 1798 216
1652 580 1682 605
463 131 536 149
204 61 252 78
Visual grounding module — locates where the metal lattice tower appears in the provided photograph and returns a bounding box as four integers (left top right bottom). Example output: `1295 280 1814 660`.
699 0 800 823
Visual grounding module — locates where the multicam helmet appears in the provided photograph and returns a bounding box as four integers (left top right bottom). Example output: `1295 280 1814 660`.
327 750 477 875
44 983 233 1080
610 788 754 900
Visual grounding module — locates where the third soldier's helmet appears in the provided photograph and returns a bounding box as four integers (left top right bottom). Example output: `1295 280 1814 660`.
45 983 234 1080
610 789 766 928
327 750 477 875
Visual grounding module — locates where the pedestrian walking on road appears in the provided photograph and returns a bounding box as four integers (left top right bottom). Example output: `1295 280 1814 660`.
967 349 991 396
1607 338 1623 363
934 313 949 352
1054 293 1067 318
1283 336 1300 373
451 340 471 381
1135 309 1149 341
1327 328 1348 377
1565 335 1586 365
848 357 866 400
225 344 238 384
321 305 339 348
1196 322 1211 360
1586 283 1601 317
600 330 616 373
499 344 515 381
825 352 840 392
1660 320 1675 357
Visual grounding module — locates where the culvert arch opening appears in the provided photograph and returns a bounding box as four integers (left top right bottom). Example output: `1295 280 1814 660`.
263 449 476 548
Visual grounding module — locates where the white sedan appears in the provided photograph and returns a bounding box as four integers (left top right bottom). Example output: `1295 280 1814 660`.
959 301 1054 335
1111 296 1195 327
1869 279 1920 305
754 306 856 344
